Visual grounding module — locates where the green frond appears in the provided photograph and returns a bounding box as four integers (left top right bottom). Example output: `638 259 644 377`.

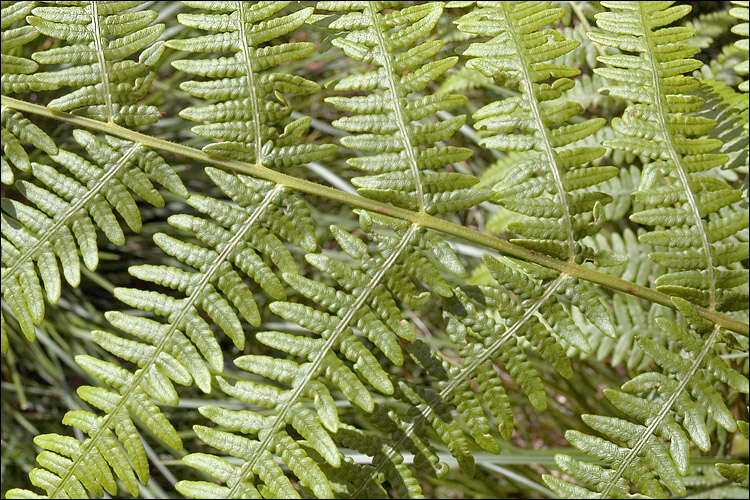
457 1 616 262
168 2 336 167
549 306 748 497
591 0 748 313
1 130 184 348
27 1 165 125
2 2 748 499
694 78 749 171
5 354 182 499
114 168 317 361
322 1 486 214
1 1 53 95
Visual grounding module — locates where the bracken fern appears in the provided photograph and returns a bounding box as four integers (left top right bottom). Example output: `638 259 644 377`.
1 1 747 499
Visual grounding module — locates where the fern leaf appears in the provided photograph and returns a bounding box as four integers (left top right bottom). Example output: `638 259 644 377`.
322 1 488 214
457 1 616 263
591 1 748 313
168 2 335 167
1 131 185 349
28 1 165 125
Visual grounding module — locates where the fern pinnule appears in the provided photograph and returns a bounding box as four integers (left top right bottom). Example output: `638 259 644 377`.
1 1 54 95
729 1 749 92
1 108 57 185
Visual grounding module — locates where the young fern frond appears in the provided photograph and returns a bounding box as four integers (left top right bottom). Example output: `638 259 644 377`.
27 1 165 126
1 130 185 349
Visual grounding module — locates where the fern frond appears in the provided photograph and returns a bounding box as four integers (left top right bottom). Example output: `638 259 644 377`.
730 1 749 91
457 1 616 263
547 302 748 498
5 173 286 499
4 356 182 499
590 1 748 314
695 78 749 171
3 2 748 498
321 1 490 214
1 130 185 348
115 169 315 369
179 220 421 498
27 1 165 125
168 1 336 167
178 214 472 496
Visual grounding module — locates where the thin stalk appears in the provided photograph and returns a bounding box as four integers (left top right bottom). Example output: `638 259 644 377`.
2 96 746 336
89 1 114 123
478 462 556 498
236 1 263 164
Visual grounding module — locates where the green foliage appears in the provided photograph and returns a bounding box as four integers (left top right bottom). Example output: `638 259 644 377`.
1 1 747 499
27 1 166 126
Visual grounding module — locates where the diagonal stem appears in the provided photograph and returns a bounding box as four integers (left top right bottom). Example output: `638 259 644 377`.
1 96 746 336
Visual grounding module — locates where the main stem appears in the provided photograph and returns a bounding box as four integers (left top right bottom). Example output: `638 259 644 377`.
2 96 746 336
